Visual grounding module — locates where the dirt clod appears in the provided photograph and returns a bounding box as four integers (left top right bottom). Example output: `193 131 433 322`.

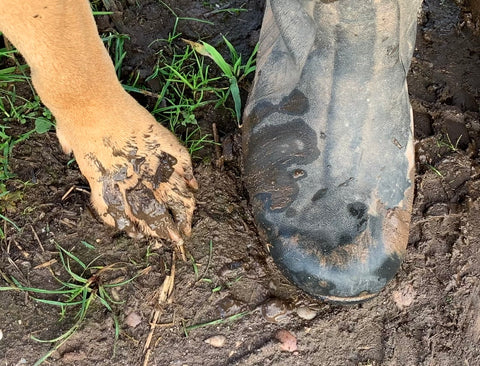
275 329 298 352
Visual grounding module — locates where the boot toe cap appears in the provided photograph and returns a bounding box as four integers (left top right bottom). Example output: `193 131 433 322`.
254 193 411 303
270 230 403 303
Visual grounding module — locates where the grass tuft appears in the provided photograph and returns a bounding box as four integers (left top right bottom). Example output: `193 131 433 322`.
0 243 146 365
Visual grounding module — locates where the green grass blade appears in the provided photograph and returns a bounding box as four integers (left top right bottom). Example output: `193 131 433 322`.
80 240 96 249
244 43 258 72
112 314 120 340
8 277 77 295
178 17 214 26
185 311 251 334
31 321 79 344
32 334 72 366
0 213 20 231
165 65 194 90
56 244 87 270
92 11 114 15
97 289 114 311
229 78 241 124
32 298 84 307
63 259 88 284
222 36 239 63
201 42 233 77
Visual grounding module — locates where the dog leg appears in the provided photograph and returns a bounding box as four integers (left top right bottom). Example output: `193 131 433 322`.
0 0 197 239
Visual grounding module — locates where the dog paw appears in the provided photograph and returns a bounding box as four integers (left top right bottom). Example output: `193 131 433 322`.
56 104 197 241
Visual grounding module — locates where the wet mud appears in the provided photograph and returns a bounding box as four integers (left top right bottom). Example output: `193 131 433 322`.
1 0 480 365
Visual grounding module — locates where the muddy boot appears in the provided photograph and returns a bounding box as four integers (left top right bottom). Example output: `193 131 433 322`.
243 0 422 303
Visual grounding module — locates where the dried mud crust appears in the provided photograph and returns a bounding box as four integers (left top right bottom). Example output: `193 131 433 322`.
1 0 480 365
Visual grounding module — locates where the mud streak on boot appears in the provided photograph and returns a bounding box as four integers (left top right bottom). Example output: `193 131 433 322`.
244 88 319 210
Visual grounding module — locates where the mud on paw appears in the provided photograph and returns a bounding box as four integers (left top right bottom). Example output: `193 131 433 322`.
74 124 197 241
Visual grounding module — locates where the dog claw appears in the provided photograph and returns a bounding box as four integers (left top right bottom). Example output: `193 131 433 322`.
186 176 199 190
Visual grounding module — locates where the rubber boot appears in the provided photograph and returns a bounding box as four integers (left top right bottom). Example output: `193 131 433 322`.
243 0 422 303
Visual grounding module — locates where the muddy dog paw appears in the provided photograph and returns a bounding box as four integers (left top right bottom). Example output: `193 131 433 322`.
54 95 197 240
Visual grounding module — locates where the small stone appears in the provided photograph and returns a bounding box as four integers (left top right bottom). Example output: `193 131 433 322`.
392 284 416 310
0 329 3 341
296 306 317 320
204 335 226 348
111 287 121 302
125 312 142 328
261 298 290 323
275 329 297 352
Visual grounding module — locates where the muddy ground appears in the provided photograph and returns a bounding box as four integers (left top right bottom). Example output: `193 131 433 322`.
1 0 480 365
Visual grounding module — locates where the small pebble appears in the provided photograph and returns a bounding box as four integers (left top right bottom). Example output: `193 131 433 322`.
261 299 290 323
111 287 121 302
125 312 142 328
392 284 416 310
0 329 3 341
275 329 297 352
204 335 226 348
296 306 317 320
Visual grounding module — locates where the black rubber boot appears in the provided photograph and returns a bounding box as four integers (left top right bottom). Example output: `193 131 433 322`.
243 0 422 303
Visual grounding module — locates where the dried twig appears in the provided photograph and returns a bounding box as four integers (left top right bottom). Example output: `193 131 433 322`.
12 239 29 258
61 186 75 201
33 259 57 270
142 254 177 366
29 224 45 252
212 123 222 161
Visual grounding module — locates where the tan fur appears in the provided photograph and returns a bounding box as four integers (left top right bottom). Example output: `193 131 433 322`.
0 0 197 240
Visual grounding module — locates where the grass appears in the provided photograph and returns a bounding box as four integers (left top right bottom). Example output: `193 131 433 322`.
427 163 444 177
437 133 462 153
177 238 247 337
183 310 251 336
118 10 257 150
0 190 20 238
141 46 221 136
184 36 257 125
0 44 55 182
0 242 146 365
0 36 56 238
190 239 216 283
102 32 130 79
97 26 257 154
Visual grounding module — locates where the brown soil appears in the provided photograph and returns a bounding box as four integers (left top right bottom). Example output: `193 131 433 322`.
1 0 480 365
